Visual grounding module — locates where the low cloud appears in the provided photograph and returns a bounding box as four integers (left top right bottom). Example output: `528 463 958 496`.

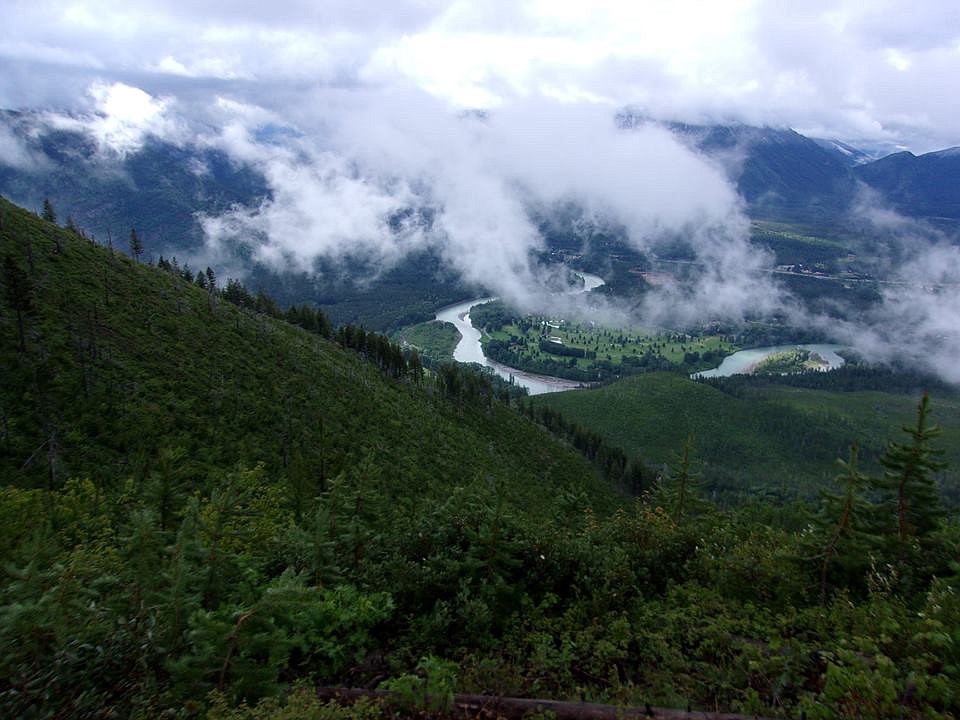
200 89 788 321
823 192 960 383
9 77 960 385
43 81 185 157
0 124 47 171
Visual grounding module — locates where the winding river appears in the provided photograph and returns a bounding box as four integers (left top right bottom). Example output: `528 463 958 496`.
434 273 605 396
435 275 846 393
693 344 847 378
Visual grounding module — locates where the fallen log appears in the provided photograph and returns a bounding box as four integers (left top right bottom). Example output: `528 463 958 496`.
316 687 778 720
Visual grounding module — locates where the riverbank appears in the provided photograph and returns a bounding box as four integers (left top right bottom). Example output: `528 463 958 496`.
434 272 604 395
693 344 846 379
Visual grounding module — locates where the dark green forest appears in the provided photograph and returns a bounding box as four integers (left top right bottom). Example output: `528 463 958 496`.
2 197 960 719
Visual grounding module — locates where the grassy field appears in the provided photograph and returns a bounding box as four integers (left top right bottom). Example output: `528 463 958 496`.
754 348 828 374
492 320 734 367
395 320 461 363
533 372 960 503
470 299 738 380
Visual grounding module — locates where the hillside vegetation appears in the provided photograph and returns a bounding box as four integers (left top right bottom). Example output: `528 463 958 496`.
3 198 960 719
0 196 606 512
533 372 960 501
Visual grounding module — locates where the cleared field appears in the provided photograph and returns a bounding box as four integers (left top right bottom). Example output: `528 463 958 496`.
395 320 461 363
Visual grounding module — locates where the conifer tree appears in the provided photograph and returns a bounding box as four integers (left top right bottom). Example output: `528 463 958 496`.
812 444 875 602
128 228 143 262
658 435 704 522
875 393 946 542
3 252 33 352
41 198 57 224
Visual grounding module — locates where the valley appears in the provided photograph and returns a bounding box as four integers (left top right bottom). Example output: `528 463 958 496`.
3 65 960 719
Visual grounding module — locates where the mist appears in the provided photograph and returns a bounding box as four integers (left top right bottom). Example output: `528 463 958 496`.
196 88 789 323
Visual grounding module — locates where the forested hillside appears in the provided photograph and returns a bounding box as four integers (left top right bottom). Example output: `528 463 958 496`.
2 197 960 719
533 372 960 502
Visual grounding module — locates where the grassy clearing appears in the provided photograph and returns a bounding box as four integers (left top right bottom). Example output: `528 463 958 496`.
396 320 461 363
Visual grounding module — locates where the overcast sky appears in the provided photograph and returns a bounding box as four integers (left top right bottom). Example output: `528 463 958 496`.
1 0 959 152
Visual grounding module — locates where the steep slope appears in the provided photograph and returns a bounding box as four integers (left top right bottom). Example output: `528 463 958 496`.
0 195 610 516
0 111 268 252
669 122 858 222
855 147 960 224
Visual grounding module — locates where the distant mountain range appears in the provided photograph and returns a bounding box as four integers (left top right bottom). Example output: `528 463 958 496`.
1 107 958 271
853 147 960 224
619 112 960 231
0 109 270 252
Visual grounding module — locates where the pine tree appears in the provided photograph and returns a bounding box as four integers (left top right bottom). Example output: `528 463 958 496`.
41 198 57 224
811 444 875 602
3 253 34 352
128 228 143 262
657 435 705 522
875 393 946 542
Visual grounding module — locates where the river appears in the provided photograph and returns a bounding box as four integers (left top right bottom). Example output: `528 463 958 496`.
434 273 604 395
693 344 847 378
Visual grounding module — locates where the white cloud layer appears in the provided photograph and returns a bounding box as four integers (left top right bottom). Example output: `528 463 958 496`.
42 81 183 156
195 89 781 319
1 1 958 150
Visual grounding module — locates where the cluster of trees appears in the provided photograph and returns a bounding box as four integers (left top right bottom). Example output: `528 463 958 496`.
704 361 955 396
518 401 652 494
807 395 948 599
4 396 956 718
155 255 335 339
335 324 422 381
538 339 594 359
431 362 531 408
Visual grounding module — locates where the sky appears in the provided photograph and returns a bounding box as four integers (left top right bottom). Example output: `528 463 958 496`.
1 0 959 152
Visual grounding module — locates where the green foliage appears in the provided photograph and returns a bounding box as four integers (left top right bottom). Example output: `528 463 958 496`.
207 687 382 720
129 226 143 261
41 198 57 224
875 394 947 543
536 372 960 502
395 320 460 364
382 656 459 712
2 197 960 718
807 445 876 602
653 435 707 522
753 348 827 374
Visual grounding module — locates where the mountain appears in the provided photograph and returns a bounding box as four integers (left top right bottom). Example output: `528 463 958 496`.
0 194 606 508
854 146 960 224
0 110 269 253
811 137 880 167
668 122 859 222
619 112 959 231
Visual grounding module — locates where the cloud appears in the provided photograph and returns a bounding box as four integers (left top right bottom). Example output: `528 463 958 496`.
2 1 960 384
2 1 959 151
819 192 960 383
43 81 184 156
196 88 788 323
0 124 46 171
